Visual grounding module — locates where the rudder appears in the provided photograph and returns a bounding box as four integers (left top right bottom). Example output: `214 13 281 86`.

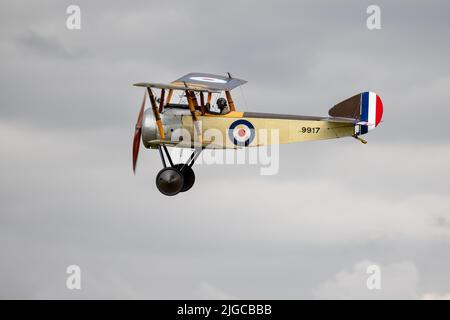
328 91 383 135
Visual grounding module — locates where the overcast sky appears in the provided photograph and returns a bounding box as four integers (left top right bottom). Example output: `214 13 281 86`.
1 0 450 299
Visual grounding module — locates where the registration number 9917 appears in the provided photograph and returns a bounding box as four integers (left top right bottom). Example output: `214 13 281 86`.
300 127 320 133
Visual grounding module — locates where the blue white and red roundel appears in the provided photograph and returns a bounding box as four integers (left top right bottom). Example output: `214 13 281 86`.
228 119 256 146
359 91 384 134
189 76 227 84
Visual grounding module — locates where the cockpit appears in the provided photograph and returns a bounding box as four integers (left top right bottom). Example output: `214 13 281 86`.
162 95 230 115
205 97 229 114
135 72 247 116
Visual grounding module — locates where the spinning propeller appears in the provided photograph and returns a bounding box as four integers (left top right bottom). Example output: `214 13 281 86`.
132 92 146 174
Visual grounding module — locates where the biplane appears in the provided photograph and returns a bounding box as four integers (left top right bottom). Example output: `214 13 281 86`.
132 72 383 196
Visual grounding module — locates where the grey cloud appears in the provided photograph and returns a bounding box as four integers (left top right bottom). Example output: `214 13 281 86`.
313 260 420 299
17 30 90 59
1 0 450 299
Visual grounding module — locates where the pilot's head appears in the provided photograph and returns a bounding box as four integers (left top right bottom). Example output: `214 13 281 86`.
216 97 228 113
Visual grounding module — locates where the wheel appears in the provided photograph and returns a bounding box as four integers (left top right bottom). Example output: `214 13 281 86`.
156 167 184 196
173 164 195 192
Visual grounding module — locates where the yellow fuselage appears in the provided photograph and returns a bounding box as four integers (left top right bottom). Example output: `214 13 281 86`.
182 111 355 148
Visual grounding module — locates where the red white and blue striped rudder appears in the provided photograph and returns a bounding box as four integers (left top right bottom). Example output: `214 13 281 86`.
328 91 384 136
359 91 383 135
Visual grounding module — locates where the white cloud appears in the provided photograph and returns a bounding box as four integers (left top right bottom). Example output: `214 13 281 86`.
193 282 237 300
314 260 420 299
421 293 450 300
312 260 450 300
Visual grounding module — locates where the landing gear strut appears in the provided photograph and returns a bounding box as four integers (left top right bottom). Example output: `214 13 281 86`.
155 146 202 196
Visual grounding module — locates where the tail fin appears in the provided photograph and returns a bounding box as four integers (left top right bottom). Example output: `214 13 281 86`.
329 92 383 135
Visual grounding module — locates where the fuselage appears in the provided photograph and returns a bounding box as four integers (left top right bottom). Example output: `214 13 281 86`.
142 108 356 149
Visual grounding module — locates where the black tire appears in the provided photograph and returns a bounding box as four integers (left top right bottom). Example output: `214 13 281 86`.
156 167 184 196
173 164 196 192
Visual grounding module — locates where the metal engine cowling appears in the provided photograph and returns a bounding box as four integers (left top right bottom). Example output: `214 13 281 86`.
141 108 185 148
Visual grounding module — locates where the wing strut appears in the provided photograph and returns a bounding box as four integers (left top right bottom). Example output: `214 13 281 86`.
158 88 165 113
199 92 205 114
147 87 165 140
225 91 235 111
207 92 212 105
185 90 202 144
166 89 173 105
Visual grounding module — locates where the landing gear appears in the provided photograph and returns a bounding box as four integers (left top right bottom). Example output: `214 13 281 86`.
155 145 201 196
173 164 195 192
156 167 184 196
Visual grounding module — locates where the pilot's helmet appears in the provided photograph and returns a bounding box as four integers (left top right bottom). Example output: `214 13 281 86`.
216 97 228 112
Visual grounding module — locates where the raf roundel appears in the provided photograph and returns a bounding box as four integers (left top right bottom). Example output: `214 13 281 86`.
228 119 256 146
189 76 227 84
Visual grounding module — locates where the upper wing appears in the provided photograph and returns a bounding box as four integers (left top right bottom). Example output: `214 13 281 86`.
171 73 247 91
133 82 220 93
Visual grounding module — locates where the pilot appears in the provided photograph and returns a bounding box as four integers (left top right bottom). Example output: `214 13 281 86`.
205 97 229 114
216 97 228 114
